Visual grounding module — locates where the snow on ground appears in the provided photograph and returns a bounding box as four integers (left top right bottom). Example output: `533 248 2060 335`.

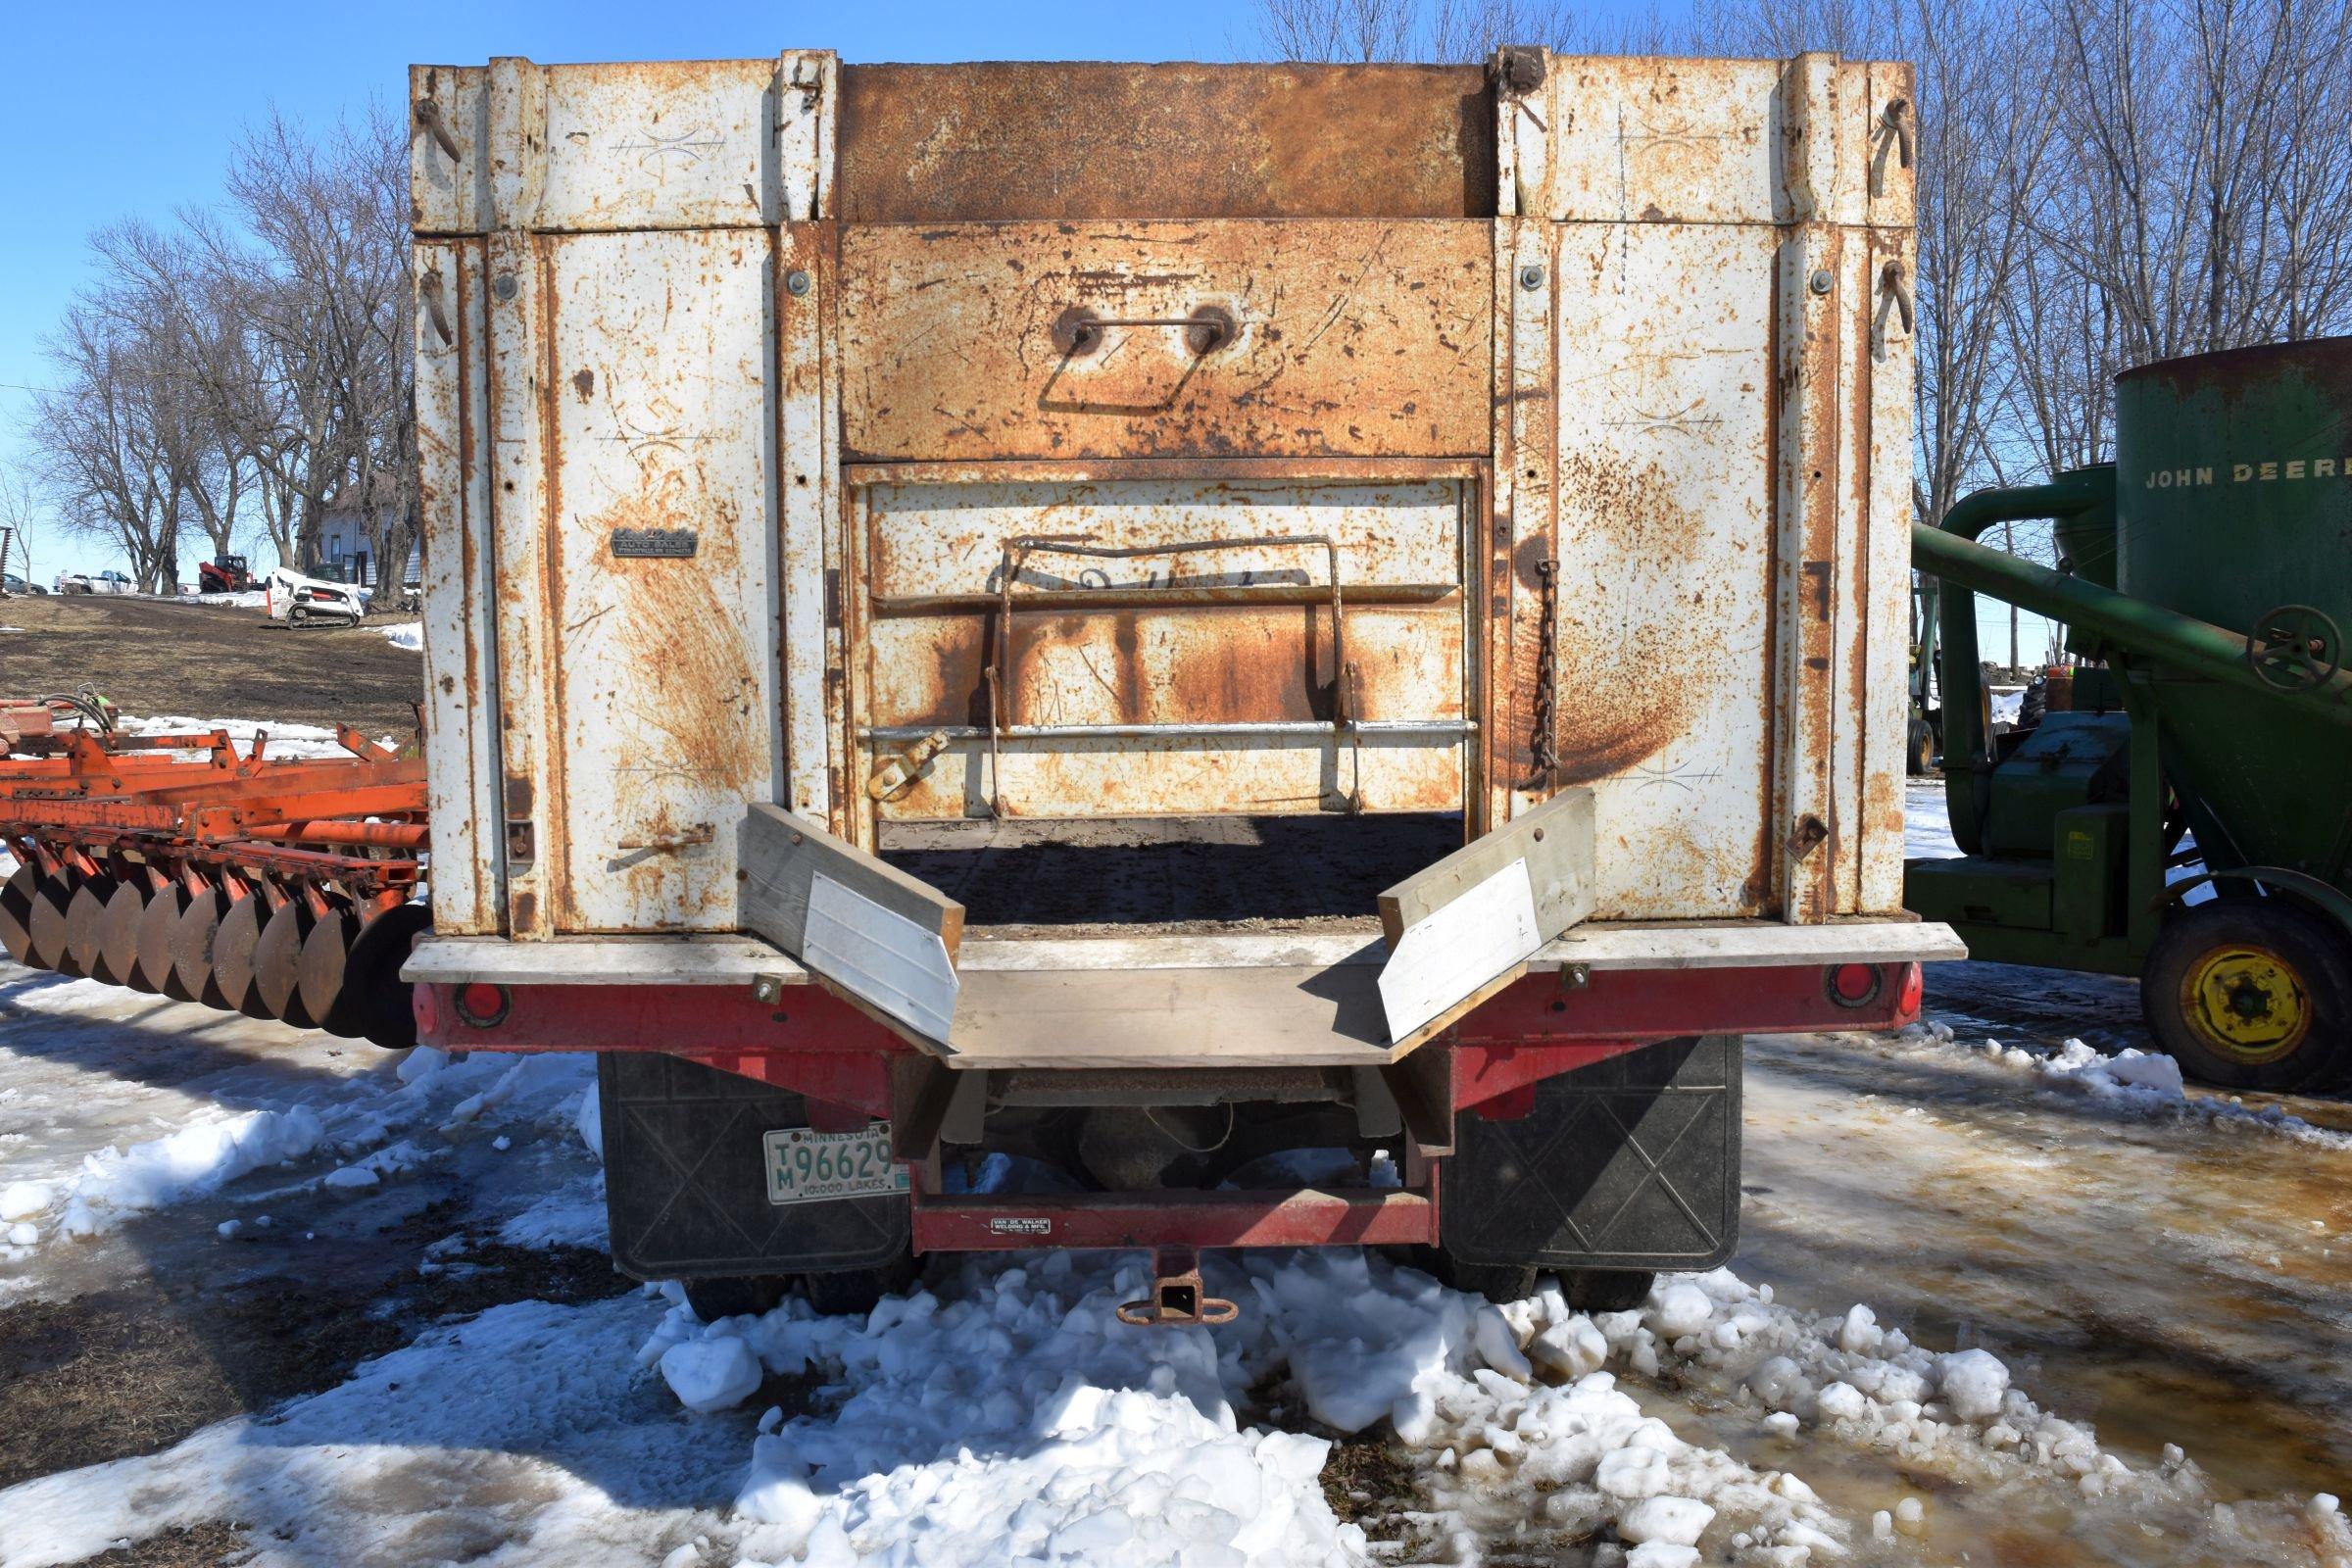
1902 779 1962 860
113 712 358 758
1882 1021 2352 1151
0 969 592 1272
176 589 268 610
2 1240 2344 1568
378 620 423 651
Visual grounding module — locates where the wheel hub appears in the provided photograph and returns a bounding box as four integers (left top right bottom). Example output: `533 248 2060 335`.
2182 944 2308 1062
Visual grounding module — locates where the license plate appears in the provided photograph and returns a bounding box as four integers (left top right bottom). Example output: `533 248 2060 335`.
762 1124 909 1206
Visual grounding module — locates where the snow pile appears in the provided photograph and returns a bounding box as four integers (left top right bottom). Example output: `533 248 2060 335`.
0 981 596 1250
3 1244 2343 1567
177 589 267 609
52 1105 326 1239
378 621 423 651
1897 1023 2352 1149
637 1254 1366 1568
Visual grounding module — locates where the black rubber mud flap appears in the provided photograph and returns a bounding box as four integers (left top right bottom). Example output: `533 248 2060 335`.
599 1054 911 1281
1441 1033 1741 1272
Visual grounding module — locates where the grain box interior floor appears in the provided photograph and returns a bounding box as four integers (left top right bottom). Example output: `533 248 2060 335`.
878 813 1461 937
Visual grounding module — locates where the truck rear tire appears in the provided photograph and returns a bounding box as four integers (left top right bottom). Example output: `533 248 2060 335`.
803 1254 922 1316
1564 1268 1655 1312
684 1275 791 1322
2142 898 2352 1093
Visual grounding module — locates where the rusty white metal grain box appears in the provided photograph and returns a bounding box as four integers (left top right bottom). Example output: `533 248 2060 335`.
405 51 1954 1067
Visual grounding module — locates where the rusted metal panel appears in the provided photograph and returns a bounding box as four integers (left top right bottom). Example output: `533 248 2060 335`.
410 66 488 235
416 47 1922 943
414 238 502 935
864 475 1466 599
851 470 1471 820
866 607 1464 730
1550 222 1779 920
882 733 1465 821
540 229 779 931
836 63 1494 221
837 221 1493 461
416 55 834 235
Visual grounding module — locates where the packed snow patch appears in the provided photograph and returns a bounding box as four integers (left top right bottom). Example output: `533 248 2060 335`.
1895 1022 2352 1149
378 620 423 651
0 971 597 1250
54 1105 326 1236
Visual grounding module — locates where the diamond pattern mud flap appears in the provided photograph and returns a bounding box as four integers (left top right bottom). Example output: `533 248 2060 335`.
599 1054 910 1280
1442 1034 1741 1270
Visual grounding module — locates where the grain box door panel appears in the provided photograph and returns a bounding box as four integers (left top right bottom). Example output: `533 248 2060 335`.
837 220 1494 461
1551 222 1778 919
414 238 501 934
540 229 779 932
857 472 1472 820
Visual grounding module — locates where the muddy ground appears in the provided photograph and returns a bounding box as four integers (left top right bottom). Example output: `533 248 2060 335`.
0 597 421 741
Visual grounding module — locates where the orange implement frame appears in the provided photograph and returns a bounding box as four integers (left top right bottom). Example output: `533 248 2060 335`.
2 708 433 1048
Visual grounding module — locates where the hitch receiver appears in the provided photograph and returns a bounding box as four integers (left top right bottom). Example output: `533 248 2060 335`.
1117 1247 1239 1327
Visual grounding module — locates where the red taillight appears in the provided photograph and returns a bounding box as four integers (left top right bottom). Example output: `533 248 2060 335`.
454 982 511 1027
1825 963 1884 1008
1896 961 1924 1018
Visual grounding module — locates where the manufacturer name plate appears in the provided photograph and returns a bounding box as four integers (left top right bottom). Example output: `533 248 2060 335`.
988 1217 1052 1236
611 527 699 559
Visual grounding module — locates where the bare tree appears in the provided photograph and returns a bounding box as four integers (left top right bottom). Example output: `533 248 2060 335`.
0 462 38 586
32 302 205 592
192 105 413 578
2028 0 2352 448
1255 0 1676 62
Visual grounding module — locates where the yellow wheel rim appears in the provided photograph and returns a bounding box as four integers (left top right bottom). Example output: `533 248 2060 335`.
2180 944 2309 1063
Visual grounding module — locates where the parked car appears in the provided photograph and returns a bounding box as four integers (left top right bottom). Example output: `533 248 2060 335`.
0 573 46 596
58 570 135 596
265 565 365 626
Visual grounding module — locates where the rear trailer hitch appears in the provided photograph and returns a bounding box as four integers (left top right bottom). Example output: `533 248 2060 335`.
1116 1247 1239 1328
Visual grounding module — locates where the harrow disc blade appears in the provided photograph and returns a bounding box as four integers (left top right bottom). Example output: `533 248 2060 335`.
101 881 154 993
29 873 82 976
254 900 318 1028
343 902 432 1051
172 887 236 1009
138 885 195 1000
213 896 270 1019
298 903 365 1038
68 874 123 985
2 865 38 967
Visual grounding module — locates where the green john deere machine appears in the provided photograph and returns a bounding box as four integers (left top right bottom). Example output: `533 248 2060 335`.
1907 337 2352 1092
